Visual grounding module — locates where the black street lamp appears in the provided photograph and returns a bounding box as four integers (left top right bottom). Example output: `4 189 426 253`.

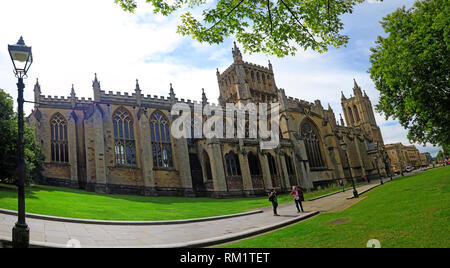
374 153 384 185
339 140 359 198
8 36 33 248
382 150 393 181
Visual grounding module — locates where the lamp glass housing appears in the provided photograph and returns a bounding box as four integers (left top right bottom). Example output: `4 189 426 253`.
8 37 33 78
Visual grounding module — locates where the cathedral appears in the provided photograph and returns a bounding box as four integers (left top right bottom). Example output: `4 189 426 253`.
27 43 389 198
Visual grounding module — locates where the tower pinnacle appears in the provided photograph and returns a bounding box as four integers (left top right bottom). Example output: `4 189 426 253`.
232 42 243 62
34 78 41 107
169 83 176 102
93 73 101 102
71 84 76 97
70 84 76 108
202 88 208 105
353 78 362 96
135 79 142 106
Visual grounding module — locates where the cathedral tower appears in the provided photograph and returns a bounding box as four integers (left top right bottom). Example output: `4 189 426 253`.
216 43 278 105
341 79 384 144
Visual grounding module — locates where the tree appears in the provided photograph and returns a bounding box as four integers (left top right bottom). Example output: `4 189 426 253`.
0 89 16 182
115 0 377 57
435 150 444 164
0 89 44 185
369 0 450 149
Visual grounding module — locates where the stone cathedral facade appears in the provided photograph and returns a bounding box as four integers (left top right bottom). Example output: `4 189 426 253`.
27 44 388 198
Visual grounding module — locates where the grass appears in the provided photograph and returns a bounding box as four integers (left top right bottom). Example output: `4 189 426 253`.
219 166 450 248
0 180 350 221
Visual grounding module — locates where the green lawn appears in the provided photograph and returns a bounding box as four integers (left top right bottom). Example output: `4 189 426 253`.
220 166 450 248
0 181 349 221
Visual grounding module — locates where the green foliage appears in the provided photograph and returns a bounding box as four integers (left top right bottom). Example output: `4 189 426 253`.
369 0 450 149
114 0 380 57
0 90 16 183
0 89 44 185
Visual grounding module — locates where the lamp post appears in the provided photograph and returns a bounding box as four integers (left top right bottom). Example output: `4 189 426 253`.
339 140 359 198
8 36 33 248
382 150 393 181
374 153 383 185
368 142 383 185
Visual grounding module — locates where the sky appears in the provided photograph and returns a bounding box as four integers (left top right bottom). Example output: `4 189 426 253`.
0 0 442 156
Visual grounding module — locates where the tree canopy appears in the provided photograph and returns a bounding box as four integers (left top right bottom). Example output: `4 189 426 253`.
115 0 378 57
0 89 44 185
369 0 450 149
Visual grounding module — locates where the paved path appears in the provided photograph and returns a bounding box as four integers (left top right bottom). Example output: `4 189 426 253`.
0 180 389 248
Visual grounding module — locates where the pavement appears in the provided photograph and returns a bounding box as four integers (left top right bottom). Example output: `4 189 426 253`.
0 178 395 248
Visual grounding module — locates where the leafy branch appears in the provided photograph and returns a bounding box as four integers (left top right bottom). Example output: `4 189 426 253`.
115 0 375 57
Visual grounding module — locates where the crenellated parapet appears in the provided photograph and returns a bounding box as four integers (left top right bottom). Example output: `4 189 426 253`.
37 94 93 109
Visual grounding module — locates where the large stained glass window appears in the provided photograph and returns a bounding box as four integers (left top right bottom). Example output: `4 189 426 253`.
225 151 241 176
113 108 137 166
248 152 262 176
50 113 69 163
301 122 325 169
150 111 173 168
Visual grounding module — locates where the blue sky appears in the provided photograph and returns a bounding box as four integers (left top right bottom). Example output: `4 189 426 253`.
0 0 442 156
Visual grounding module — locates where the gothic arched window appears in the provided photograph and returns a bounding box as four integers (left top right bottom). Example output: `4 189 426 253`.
50 113 69 163
347 107 355 125
285 155 295 175
225 151 241 176
203 151 213 181
301 121 325 169
248 152 261 176
353 105 360 122
113 108 137 166
267 153 278 176
150 111 173 168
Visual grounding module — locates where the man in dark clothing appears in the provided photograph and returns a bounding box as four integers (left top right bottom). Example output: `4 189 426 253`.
269 189 279 216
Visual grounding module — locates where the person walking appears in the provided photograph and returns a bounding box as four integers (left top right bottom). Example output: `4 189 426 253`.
339 179 345 192
269 189 279 216
291 186 304 213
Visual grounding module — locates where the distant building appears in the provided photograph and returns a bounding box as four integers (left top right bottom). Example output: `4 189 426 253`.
420 152 432 166
385 143 423 173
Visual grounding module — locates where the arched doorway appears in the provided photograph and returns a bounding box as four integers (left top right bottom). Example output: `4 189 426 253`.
267 153 280 188
248 152 264 190
189 153 205 196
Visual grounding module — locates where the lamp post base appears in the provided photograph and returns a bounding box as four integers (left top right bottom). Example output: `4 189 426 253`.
12 222 29 248
353 189 359 198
